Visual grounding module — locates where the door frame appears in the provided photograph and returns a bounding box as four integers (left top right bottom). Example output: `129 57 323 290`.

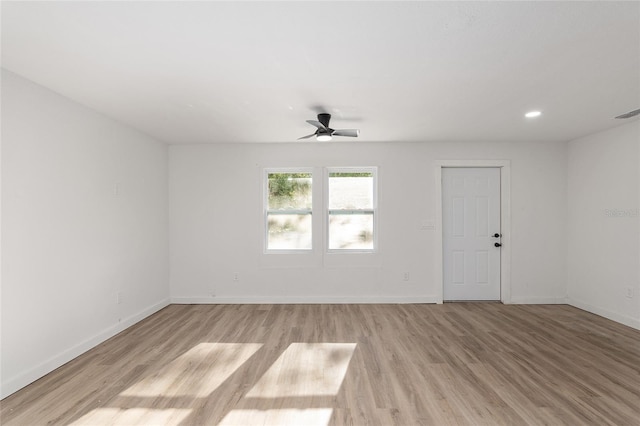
434 160 511 304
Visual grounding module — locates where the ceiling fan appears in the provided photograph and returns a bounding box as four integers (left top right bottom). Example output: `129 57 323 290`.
298 113 360 141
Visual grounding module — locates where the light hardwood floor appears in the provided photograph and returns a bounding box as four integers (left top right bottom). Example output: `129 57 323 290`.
1 303 639 425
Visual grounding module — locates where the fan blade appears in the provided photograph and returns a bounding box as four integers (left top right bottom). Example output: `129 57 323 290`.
306 120 328 131
297 133 316 140
332 129 360 137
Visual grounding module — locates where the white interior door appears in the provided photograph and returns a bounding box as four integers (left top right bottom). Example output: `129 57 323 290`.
442 167 501 301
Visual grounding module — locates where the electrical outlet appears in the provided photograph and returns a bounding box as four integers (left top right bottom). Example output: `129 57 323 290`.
233 272 239 282
420 221 435 230
117 291 123 304
625 287 634 299
403 272 410 281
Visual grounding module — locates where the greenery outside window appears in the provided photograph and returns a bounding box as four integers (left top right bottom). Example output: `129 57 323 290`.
265 170 312 250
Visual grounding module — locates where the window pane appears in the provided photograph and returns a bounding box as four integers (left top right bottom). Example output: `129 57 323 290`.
268 173 312 210
328 173 373 209
329 213 374 250
267 214 312 250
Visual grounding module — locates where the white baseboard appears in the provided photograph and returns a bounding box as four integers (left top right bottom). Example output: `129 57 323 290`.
567 298 640 330
171 296 438 304
0 298 170 399
507 297 568 305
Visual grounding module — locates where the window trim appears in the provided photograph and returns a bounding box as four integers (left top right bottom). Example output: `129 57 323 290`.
264 168 314 253
325 167 378 253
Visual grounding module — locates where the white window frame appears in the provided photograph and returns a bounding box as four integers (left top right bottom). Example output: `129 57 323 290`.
326 167 378 253
264 168 314 253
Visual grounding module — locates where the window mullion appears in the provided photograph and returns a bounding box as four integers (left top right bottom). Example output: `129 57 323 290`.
267 209 312 215
328 209 374 215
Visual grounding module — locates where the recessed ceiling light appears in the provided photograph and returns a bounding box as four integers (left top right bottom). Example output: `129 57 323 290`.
525 111 542 118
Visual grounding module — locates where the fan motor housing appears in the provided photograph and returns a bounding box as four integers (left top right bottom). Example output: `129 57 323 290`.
318 113 332 128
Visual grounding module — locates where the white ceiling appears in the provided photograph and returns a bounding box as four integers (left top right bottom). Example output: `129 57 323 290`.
2 1 639 144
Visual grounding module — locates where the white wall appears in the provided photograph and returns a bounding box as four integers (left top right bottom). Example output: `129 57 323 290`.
169 141 567 304
1 70 170 397
567 121 640 329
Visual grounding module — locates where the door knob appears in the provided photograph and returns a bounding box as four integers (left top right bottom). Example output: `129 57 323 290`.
495 242 502 247
493 233 501 238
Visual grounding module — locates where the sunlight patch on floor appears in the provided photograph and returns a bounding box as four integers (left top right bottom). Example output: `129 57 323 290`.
247 343 357 398
121 342 263 397
219 408 334 426
220 343 356 425
70 408 191 425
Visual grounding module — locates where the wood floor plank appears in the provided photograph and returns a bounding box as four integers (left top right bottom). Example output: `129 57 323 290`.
1 303 639 425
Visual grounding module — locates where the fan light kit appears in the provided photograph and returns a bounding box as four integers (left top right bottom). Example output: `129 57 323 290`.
299 113 360 141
